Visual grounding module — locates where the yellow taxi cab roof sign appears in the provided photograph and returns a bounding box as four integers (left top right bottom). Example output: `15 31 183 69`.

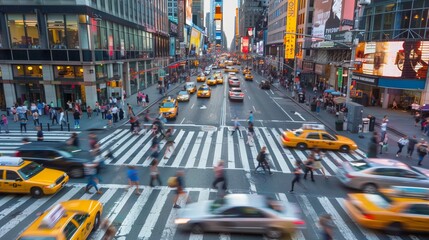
302 124 325 130
0 157 24 166
40 204 66 229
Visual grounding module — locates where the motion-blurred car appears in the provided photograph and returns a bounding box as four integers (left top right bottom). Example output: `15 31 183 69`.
175 194 305 239
197 84 211 98
206 77 217 86
344 186 429 234
159 97 179 120
177 90 190 102
337 158 429 193
213 71 222 79
185 82 197 94
224 67 239 73
15 143 91 178
219 63 226 68
244 73 253 81
229 88 244 102
18 200 103 239
228 77 240 87
260 80 271 89
281 124 357 152
204 69 211 76
0 157 68 198
197 74 206 82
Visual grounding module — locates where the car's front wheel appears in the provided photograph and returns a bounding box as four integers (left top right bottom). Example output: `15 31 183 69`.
265 227 283 239
385 222 403 235
339 145 350 153
31 187 43 198
362 183 378 193
191 223 204 234
93 212 101 231
296 143 307 150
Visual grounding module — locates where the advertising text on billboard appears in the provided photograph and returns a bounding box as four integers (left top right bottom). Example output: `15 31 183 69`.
312 0 354 40
189 28 201 55
285 0 298 59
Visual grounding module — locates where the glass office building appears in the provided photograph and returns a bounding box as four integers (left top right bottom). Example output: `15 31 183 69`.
0 0 169 109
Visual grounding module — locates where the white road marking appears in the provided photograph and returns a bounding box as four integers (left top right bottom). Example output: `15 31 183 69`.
260 128 290 173
186 132 205 168
191 103 195 109
270 96 295 121
248 95 251 100
99 129 122 144
270 89 274 94
138 188 170 239
227 130 236 169
294 111 306 121
213 128 224 165
121 131 153 165
296 195 322 238
253 105 256 112
277 193 305 240
107 133 142 164
198 131 213 168
171 132 194 167
180 118 186 124
237 129 250 171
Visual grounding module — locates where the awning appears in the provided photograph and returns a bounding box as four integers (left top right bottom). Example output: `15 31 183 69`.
331 91 342 96
324 89 335 93
334 97 347 104
168 63 180 69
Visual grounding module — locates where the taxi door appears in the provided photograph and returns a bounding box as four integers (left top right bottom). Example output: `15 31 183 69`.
0 170 4 191
401 204 429 231
305 132 322 148
321 133 338 150
2 170 26 193
71 214 91 240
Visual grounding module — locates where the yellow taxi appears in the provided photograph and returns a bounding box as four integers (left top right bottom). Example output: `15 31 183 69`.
0 157 69 198
244 73 253 81
224 67 239 73
219 63 226 68
197 84 211 98
207 77 217 86
242 68 250 75
19 200 103 240
344 186 429 234
197 74 206 82
216 76 224 84
159 97 179 120
185 82 197 94
281 124 357 152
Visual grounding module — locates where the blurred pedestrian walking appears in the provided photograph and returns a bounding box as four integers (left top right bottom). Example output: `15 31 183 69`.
127 166 141 195
36 126 44 142
172 170 188 209
73 109 81 129
0 114 9 133
84 162 102 194
319 213 335 240
212 160 227 192
289 161 306 193
231 117 242 137
246 122 255 146
255 146 273 175
396 136 409 157
163 127 175 159
149 159 162 187
407 135 418 158
416 139 428 166
367 132 378 158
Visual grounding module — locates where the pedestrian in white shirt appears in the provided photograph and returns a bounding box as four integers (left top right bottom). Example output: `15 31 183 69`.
396 136 409 157
111 106 118 123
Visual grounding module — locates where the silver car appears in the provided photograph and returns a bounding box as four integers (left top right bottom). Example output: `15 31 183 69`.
228 77 240 87
175 194 305 239
337 158 429 193
229 88 244 101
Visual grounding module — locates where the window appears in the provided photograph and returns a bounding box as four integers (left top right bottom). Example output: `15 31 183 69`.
238 207 266 218
405 204 429 215
65 15 79 49
5 170 20 181
48 15 66 49
53 65 83 79
399 169 420 178
24 14 39 48
63 222 78 239
12 65 43 78
221 207 242 217
73 214 88 225
371 168 401 177
8 14 26 48
0 170 3 179
306 133 320 140
321 133 335 141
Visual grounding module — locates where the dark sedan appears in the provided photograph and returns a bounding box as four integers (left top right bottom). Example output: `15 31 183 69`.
260 80 271 90
15 143 91 178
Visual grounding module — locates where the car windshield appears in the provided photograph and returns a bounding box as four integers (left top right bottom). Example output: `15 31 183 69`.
231 89 242 93
162 102 175 108
179 91 188 95
348 160 372 171
410 166 429 177
365 193 393 208
200 87 209 91
18 162 45 180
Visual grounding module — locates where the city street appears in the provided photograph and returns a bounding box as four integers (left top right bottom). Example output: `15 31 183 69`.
0 72 427 240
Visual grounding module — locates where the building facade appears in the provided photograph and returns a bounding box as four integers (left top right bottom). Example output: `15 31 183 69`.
0 0 170 110
167 0 178 20
192 0 204 29
266 0 286 71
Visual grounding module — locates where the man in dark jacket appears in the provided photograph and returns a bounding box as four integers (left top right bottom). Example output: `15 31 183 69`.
407 135 418 158
367 132 378 158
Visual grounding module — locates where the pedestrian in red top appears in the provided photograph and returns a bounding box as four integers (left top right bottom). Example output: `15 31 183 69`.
212 160 227 192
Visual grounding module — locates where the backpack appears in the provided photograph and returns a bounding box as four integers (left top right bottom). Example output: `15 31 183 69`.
168 176 178 187
256 152 263 162
418 144 427 153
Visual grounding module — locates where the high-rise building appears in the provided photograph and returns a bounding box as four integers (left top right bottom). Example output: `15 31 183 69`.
167 0 178 20
0 0 170 110
192 0 204 28
266 0 287 70
238 0 264 38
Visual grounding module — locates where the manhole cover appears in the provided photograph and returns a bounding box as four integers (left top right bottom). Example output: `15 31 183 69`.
201 125 217 132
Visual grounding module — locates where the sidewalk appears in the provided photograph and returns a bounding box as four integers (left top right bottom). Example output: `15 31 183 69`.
0 81 185 132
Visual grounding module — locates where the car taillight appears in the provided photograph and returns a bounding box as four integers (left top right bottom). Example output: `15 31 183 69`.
363 213 375 220
293 220 305 225
282 133 289 142
240 93 244 97
345 173 355 179
14 151 21 157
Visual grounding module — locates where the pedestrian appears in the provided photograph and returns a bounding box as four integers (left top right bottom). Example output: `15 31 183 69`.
51 108 59 125
59 108 67 126
407 135 418 158
392 99 398 110
119 108 124 121
87 106 93 119
311 148 327 179
163 127 175 159
127 103 134 118
212 160 227 192
101 219 117 240
145 93 149 106
172 170 188 208
316 98 321 115
415 112 421 127
289 161 306 193
20 117 27 133
380 120 387 142
396 136 409 157
255 146 273 175
0 114 9 133
101 104 107 119
106 110 113 128
112 97 117 107
32 111 39 127
36 126 44 141
248 111 254 125
73 109 81 129
127 166 141 195
246 122 255 146
367 132 378 158
150 136 160 161
379 133 389 154
149 159 162 187
111 105 118 123
319 213 335 240
303 154 315 182
416 139 428 166
231 117 242 137
37 101 43 115
67 132 80 147
12 106 18 122
94 101 100 116
84 161 102 194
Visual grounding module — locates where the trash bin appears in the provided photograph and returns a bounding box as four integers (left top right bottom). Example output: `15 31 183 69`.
368 115 376 132
335 120 343 131
298 92 305 103
310 102 317 112
362 118 370 133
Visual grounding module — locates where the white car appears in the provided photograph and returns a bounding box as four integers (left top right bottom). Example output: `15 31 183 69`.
204 70 211 76
228 77 240 87
229 88 244 101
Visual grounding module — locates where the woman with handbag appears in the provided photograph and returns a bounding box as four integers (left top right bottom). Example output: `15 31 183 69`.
303 154 315 182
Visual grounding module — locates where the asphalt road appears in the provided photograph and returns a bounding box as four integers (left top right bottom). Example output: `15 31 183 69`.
0 69 427 240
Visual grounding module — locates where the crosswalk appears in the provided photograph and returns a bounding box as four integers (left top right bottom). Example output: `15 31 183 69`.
93 126 368 175
0 131 75 155
0 184 423 240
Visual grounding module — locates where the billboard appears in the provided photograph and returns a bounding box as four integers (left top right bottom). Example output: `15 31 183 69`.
256 40 264 55
285 0 298 59
312 0 355 40
242 37 249 53
189 28 201 55
186 0 193 25
354 41 429 79
177 0 185 41
215 32 221 40
215 20 222 31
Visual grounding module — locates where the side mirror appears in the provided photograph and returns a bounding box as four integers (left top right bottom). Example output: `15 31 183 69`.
16 178 23 182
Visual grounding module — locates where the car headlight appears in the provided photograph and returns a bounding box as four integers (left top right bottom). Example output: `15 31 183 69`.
175 218 190 225
45 183 55 189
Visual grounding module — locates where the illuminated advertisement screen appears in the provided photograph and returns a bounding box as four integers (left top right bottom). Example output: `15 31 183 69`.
256 40 264 55
215 32 221 40
354 41 429 79
186 0 193 25
189 28 201 55
215 20 222 31
242 37 249 53
312 0 355 40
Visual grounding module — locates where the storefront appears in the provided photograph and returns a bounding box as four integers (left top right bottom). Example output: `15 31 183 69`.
314 63 330 88
14 81 45 105
55 83 86 109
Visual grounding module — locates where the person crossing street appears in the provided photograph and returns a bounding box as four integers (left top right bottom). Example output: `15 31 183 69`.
231 117 242 137
289 161 306 193
212 160 227 193
255 146 273 175
396 136 409 157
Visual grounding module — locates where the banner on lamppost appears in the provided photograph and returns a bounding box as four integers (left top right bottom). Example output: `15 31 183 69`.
285 0 298 59
177 0 185 41
337 67 343 89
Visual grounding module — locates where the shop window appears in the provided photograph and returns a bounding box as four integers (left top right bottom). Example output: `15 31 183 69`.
24 14 40 48
48 15 66 49
54 65 82 80
383 12 395 30
400 10 411 29
8 14 26 48
95 64 107 80
66 15 79 49
12 65 42 78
